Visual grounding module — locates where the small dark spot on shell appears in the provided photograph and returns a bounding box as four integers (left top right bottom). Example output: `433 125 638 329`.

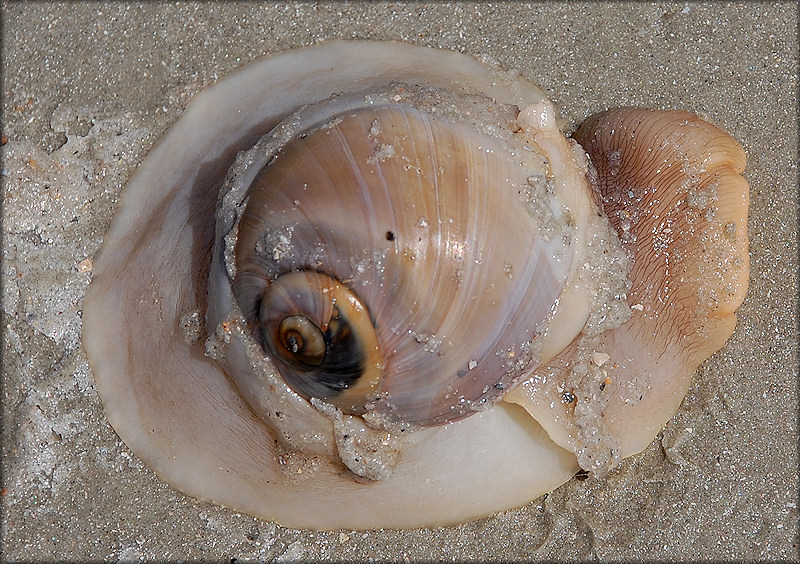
385 230 396 241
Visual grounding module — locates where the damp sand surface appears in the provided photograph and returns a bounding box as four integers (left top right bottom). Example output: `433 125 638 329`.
2 3 797 561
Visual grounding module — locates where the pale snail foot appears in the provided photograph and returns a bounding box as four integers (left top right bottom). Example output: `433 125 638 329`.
82 41 749 530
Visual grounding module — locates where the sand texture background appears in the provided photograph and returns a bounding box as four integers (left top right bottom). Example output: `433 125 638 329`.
2 2 798 561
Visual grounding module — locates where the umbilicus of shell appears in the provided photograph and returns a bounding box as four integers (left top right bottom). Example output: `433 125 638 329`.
82 41 749 530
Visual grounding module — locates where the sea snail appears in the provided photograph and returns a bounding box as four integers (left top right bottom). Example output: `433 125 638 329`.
82 41 750 530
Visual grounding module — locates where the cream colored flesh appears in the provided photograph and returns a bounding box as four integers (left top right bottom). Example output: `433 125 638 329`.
83 41 584 529
82 41 749 529
505 108 749 468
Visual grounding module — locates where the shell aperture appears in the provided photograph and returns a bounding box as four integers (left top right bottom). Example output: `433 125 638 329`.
82 41 749 529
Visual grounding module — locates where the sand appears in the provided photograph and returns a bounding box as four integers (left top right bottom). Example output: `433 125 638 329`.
2 2 797 561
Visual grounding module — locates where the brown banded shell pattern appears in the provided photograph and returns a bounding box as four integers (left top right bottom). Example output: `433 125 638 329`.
232 105 573 425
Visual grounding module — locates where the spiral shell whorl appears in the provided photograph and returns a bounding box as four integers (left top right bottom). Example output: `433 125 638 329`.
259 270 383 415
229 103 573 425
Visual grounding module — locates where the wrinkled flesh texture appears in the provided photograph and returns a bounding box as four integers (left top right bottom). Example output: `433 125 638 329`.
506 108 749 472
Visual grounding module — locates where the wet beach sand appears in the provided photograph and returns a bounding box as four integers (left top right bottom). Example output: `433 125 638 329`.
2 2 797 561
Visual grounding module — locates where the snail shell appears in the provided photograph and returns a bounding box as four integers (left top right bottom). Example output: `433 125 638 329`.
214 101 581 427
83 41 749 529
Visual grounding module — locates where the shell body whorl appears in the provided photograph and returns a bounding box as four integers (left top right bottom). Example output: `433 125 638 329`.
219 103 576 425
